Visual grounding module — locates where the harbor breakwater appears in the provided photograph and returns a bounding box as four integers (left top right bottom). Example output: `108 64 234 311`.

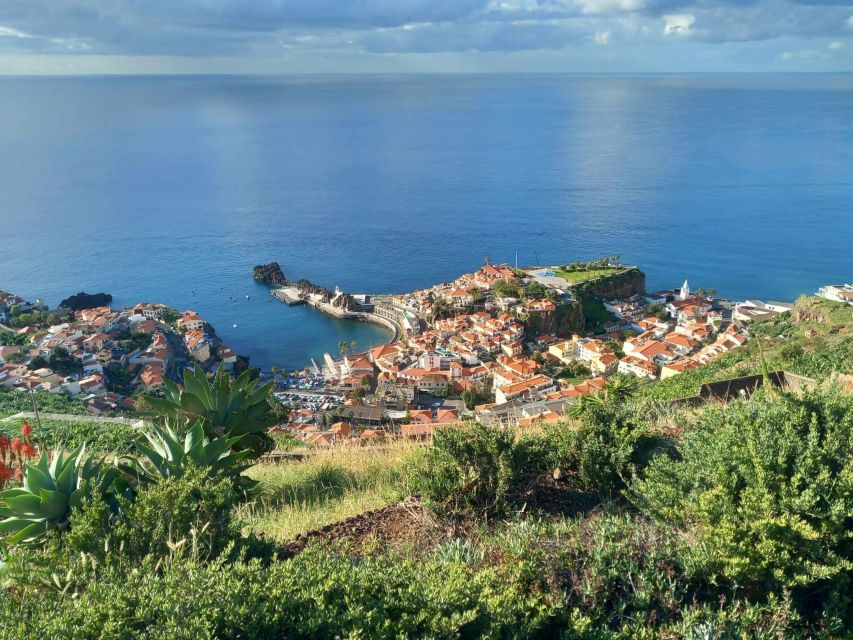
253 263 401 343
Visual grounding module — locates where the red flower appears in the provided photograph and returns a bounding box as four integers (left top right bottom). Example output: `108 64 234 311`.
0 462 13 484
21 443 37 459
21 422 32 438
0 434 9 452
10 438 22 454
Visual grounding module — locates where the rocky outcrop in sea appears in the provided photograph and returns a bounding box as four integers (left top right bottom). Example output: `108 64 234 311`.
252 262 289 287
59 291 113 311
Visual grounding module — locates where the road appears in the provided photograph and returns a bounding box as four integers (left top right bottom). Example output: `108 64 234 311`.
162 328 189 382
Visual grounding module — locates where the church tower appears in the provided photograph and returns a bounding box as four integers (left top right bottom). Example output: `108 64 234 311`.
679 279 690 301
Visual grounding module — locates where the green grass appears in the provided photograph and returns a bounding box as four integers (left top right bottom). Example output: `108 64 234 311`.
554 267 619 284
240 441 425 542
0 388 89 419
581 297 617 330
0 417 141 454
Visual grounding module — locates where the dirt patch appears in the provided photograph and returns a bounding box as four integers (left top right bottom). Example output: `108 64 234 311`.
512 474 600 518
279 498 461 558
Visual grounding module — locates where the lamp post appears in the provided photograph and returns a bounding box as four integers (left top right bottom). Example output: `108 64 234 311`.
28 385 42 430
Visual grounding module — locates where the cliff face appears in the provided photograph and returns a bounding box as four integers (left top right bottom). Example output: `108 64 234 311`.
253 262 288 287
574 268 646 300
59 291 113 311
523 300 585 336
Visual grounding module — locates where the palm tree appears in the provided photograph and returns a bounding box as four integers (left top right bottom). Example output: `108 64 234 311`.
350 340 358 354
338 341 349 358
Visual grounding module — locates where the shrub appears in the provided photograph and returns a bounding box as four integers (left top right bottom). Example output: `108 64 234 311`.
110 467 240 562
632 389 853 625
413 422 527 517
548 401 657 500
0 546 562 640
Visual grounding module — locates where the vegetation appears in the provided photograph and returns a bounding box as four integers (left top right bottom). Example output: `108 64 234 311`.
0 418 140 454
0 330 851 637
143 367 277 457
555 256 622 284
580 296 616 331
242 442 420 542
0 388 89 419
555 266 619 284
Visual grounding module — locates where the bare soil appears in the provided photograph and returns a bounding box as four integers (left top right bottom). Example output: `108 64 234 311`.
279 497 462 558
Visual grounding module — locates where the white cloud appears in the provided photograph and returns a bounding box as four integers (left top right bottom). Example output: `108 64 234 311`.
828 41 844 51
663 14 695 37
576 0 644 15
594 29 611 45
0 25 34 38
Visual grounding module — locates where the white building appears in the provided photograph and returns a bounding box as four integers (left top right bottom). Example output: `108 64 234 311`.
817 284 853 306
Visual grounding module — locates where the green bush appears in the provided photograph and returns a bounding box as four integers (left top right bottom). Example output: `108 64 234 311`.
0 388 89 419
413 422 529 517
0 545 562 640
115 468 240 562
548 401 658 500
632 389 853 623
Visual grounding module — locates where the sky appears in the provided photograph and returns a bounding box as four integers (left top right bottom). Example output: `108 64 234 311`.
0 0 852 74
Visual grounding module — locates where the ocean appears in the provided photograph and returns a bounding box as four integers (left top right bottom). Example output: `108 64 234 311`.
1 74 851 370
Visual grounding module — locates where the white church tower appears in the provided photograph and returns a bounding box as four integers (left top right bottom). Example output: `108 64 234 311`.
679 279 691 301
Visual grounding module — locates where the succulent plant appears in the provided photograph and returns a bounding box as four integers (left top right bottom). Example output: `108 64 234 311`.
143 367 276 457
0 448 118 546
133 421 253 483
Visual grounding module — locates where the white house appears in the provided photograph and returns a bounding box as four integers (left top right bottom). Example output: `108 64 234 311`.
817 284 853 306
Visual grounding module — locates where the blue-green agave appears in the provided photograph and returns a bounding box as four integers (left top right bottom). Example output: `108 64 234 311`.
0 448 118 545
134 421 253 483
143 367 276 457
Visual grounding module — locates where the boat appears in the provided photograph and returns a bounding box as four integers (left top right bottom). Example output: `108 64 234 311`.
232 323 238 328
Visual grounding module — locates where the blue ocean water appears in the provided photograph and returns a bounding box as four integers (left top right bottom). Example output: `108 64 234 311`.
1 74 851 370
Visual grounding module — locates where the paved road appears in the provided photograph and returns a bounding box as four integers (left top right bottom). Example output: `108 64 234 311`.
162 328 189 382
1 411 146 428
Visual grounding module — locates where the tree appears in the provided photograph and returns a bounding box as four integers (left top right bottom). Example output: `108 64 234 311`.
49 347 82 376
4 352 25 364
338 341 349 358
350 340 358 354
27 355 48 370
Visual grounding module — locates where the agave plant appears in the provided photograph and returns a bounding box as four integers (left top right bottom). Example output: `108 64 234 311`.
0 448 119 545
144 367 276 457
133 421 252 483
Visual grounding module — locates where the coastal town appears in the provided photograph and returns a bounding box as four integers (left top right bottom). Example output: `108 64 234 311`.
3 265 851 435
0 292 240 414
254 259 836 447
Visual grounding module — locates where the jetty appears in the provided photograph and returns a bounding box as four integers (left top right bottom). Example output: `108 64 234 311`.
272 286 304 305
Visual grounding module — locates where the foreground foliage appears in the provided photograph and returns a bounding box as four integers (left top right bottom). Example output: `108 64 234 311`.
144 367 276 457
1 365 851 637
632 388 853 619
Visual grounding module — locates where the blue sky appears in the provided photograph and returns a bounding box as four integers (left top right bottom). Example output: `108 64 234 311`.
0 0 851 73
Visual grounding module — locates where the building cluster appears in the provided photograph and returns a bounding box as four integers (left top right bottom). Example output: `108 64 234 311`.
0 292 41 323
270 270 764 442
817 284 853 306
0 296 237 414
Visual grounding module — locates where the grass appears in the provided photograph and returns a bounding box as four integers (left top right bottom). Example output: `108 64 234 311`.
0 417 141 453
554 267 619 284
240 440 425 542
582 297 617 330
0 388 89 419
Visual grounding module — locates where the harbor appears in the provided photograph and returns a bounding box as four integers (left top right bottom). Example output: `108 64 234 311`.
271 286 304 305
